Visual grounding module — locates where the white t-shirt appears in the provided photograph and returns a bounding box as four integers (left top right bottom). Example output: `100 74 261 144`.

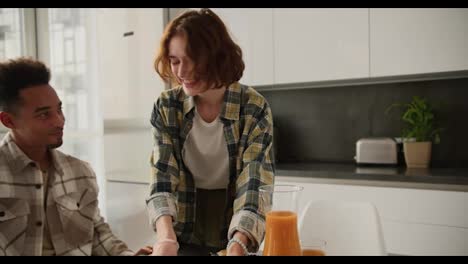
182 108 230 189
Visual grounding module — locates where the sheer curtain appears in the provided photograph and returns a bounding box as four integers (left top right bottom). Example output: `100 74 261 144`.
0 8 22 137
36 8 107 215
0 8 36 142
0 8 23 59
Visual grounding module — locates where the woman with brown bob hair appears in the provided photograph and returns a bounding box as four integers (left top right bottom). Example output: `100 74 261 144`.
147 9 275 256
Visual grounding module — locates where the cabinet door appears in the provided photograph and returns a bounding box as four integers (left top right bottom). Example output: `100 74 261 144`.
273 8 369 84
96 8 165 120
370 8 468 77
212 8 274 86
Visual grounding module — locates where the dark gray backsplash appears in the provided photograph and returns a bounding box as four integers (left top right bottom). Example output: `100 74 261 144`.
260 78 468 167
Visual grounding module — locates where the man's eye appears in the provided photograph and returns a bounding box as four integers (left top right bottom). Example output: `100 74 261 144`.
38 112 49 119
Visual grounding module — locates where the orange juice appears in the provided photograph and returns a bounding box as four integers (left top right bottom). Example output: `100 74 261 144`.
302 249 326 256
263 211 301 256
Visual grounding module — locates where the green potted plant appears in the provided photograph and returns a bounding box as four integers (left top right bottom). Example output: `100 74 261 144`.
386 96 443 168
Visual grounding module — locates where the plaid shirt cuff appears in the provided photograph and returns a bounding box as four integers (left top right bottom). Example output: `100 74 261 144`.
146 192 178 231
228 210 265 252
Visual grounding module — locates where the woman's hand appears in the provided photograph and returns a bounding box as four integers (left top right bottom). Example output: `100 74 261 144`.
151 215 179 256
226 242 246 256
226 231 250 256
151 240 179 256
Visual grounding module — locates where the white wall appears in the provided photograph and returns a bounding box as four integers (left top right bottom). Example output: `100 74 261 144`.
96 8 165 184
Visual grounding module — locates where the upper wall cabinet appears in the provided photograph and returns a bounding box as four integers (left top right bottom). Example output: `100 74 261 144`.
273 8 369 85
96 8 165 121
370 8 468 77
212 8 274 87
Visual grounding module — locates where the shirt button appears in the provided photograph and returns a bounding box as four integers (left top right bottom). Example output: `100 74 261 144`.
0 211 5 217
36 221 42 227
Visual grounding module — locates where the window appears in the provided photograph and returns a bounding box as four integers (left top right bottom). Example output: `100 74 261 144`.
37 8 107 213
0 8 35 134
0 8 23 60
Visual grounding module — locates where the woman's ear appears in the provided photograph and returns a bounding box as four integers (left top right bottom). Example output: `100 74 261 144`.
0 111 15 129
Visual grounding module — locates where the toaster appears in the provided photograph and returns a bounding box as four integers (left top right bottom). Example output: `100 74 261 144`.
355 137 397 165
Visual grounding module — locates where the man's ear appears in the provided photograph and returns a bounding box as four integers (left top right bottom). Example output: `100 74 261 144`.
0 111 15 129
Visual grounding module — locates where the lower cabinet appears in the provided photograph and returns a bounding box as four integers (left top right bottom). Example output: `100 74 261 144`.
276 176 468 255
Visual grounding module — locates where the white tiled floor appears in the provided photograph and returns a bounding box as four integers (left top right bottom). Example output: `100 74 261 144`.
106 181 156 251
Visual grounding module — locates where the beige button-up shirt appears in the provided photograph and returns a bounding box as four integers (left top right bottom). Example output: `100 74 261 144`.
0 133 133 256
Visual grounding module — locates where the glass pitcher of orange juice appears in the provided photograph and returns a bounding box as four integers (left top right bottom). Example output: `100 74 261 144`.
259 184 304 256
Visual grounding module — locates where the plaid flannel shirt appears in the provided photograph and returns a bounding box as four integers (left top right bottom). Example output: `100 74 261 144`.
0 133 133 256
146 82 275 251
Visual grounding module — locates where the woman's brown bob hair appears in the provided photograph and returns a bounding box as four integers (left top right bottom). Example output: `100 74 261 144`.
154 8 245 89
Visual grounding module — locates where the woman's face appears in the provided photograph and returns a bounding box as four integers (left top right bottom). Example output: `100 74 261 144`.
169 34 208 96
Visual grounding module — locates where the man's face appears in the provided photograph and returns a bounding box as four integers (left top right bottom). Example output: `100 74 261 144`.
10 85 65 149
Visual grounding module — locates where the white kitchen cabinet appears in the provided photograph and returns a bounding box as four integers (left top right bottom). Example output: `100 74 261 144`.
273 8 369 85
276 176 468 255
203 8 468 87
211 8 274 87
96 8 165 121
370 8 468 77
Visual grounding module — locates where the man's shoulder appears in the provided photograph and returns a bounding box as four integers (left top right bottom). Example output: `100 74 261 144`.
0 133 11 157
53 149 95 176
0 143 7 162
0 151 11 180
0 140 13 176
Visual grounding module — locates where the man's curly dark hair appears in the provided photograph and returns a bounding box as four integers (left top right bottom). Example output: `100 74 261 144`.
0 57 51 113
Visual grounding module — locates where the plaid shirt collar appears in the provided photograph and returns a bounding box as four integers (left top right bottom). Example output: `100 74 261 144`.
182 82 241 121
1 132 65 176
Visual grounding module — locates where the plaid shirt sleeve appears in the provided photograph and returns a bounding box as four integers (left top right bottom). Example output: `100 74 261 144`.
91 212 134 256
228 94 275 251
82 164 133 256
146 95 180 230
